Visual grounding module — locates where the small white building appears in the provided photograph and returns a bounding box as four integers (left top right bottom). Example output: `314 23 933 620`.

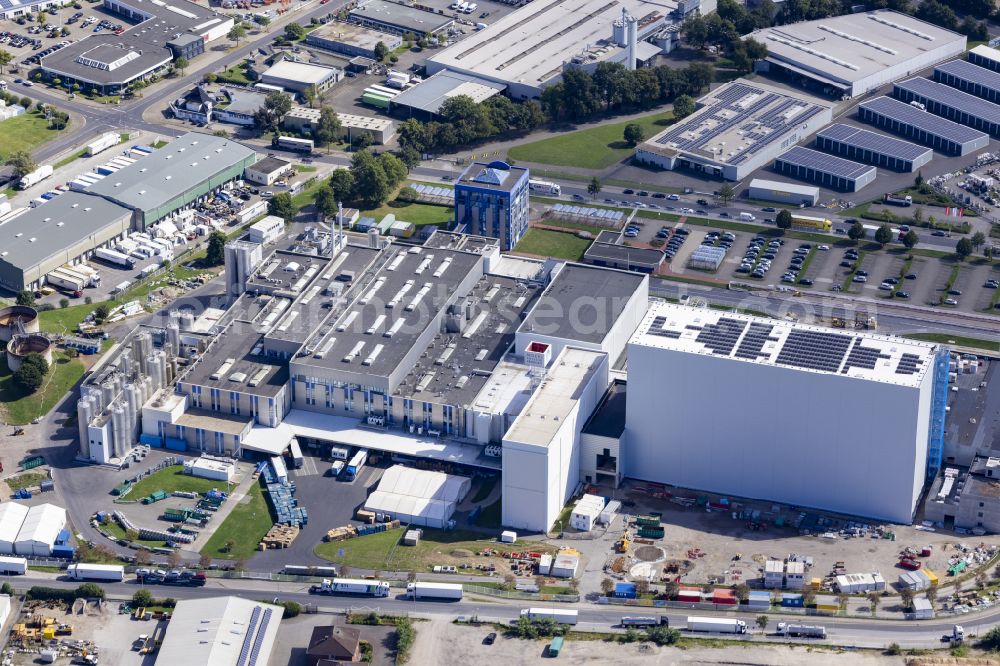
538 553 552 575
835 573 886 594
785 561 805 590
764 559 784 589
247 215 286 245
14 503 66 556
912 597 934 619
244 157 293 186
184 456 235 482
0 503 28 555
746 178 820 207
0 594 10 628
550 553 579 579
597 500 620 526
569 494 605 532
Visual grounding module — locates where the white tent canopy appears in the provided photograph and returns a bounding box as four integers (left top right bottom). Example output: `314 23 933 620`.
0 503 28 555
364 465 471 529
14 503 66 556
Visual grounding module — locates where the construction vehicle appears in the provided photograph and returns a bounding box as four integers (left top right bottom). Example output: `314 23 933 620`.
11 427 24 436
831 316 876 330
615 532 631 553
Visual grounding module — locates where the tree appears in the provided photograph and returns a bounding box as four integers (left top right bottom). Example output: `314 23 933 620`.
902 229 919 250
635 578 650 596
623 123 644 147
587 177 601 199
663 580 679 599
198 552 212 568
314 107 342 152
802 588 816 607
0 49 11 74
132 588 154 607
378 152 408 187
205 231 226 266
972 231 987 251
13 361 43 393
285 22 306 41
847 220 866 243
775 209 792 232
717 183 735 206
502 573 516 590
15 289 34 306
75 583 105 599
253 91 292 133
0 582 13 597
227 23 246 45
646 625 680 646
268 192 296 222
733 583 750 602
899 587 914 610
374 41 390 62
351 149 391 206
125 528 139 542
94 303 111 323
174 56 188 76
914 171 924 189
600 577 614 596
281 600 301 618
756 615 768 632
6 150 36 178
672 93 695 120
167 550 182 569
977 572 988 589
59 297 69 309
926 586 937 606
867 591 880 613
886 642 902 655
313 184 338 222
956 237 973 260
874 223 894 247
257 15 271 31
328 169 354 202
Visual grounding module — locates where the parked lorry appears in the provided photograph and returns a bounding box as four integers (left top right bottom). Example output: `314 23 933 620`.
310 578 390 597
94 247 136 269
775 623 826 639
686 617 747 634
0 555 28 575
20 164 53 189
67 563 125 582
520 608 579 625
86 132 121 157
884 194 913 207
942 625 965 643
46 268 87 293
406 582 463 601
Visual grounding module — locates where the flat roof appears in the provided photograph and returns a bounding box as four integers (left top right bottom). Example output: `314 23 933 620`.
747 178 820 196
815 123 932 162
286 106 394 130
176 408 252 436
505 347 607 447
391 70 505 115
307 21 399 51
349 0 454 34
630 301 939 388
250 156 291 175
157 597 282 666
641 80 831 167
584 241 664 269
518 263 645 344
394 274 542 406
295 244 483 377
262 60 340 86
746 10 965 87
0 192 131 271
774 146 876 181
87 132 257 215
427 0 676 89
179 322 289 398
936 58 1000 95
246 409 501 469
970 44 1000 66
895 76 1000 129
581 378 626 438
456 160 528 193
42 0 231 85
858 96 990 145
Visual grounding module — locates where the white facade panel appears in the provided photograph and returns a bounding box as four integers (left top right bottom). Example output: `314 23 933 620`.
0 503 28 555
624 341 930 523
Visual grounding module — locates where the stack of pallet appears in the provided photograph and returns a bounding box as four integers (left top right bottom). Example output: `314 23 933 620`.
259 524 299 549
325 525 358 542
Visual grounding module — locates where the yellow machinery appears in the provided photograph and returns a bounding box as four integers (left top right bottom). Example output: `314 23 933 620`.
615 532 631 553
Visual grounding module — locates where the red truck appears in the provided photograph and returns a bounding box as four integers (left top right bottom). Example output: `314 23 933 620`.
898 558 922 570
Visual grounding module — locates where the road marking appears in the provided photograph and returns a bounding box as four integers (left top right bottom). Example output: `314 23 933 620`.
296 455 320 477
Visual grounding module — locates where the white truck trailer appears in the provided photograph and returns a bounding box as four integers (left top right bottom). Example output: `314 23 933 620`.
686 617 747 634
67 563 125 581
94 247 136 269
406 582 463 600
520 608 579 625
775 622 826 638
46 268 87 292
86 132 121 156
20 164 53 189
0 556 28 575
310 578 390 597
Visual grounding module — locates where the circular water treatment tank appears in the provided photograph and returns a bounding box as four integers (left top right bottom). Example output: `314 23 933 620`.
0 305 39 342
6 333 52 372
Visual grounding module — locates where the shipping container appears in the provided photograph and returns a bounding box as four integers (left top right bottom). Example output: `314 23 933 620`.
94 247 136 269
310 577 390 597
67 563 125 581
686 617 747 634
0 556 27 574
406 582 463 600
549 636 563 657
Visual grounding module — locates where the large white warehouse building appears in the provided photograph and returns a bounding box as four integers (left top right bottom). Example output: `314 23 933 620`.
746 10 966 99
624 302 949 523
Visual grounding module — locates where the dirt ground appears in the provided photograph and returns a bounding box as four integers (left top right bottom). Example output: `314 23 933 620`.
407 616 908 665
5 599 157 666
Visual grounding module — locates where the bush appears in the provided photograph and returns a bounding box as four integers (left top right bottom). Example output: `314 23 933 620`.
13 360 44 393
978 626 1000 650
27 586 75 602
76 582 105 599
132 588 154 607
281 600 301 618
394 617 415 664
885 642 902 655
1 582 13 596
645 625 680 646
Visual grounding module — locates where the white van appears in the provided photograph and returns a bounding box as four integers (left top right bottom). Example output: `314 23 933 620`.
739 212 756 222
330 446 350 460
465 2 477 11
458 2 470 11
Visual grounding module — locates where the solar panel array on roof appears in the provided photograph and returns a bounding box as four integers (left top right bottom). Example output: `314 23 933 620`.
816 123 931 161
774 329 853 373
734 322 779 360
934 59 1000 103
647 315 682 339
896 353 925 375
857 95 990 149
894 77 1000 131
843 340 892 372
692 317 747 356
551 203 624 221
774 146 874 180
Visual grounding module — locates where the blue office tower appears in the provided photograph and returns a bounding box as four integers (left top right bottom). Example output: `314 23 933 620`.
453 160 529 251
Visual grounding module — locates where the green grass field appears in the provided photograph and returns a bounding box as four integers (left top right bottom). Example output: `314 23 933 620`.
6 471 48 492
123 464 234 499
314 527 555 572
54 149 87 169
362 200 453 227
515 228 592 261
37 302 95 335
0 111 67 162
200 481 273 561
508 111 674 169
101 517 168 549
0 352 85 425
903 332 999 352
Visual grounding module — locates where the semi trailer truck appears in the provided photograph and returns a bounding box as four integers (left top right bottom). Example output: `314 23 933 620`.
685 617 747 634
406 582 463 600
775 623 826 638
520 608 578 625
310 578 390 597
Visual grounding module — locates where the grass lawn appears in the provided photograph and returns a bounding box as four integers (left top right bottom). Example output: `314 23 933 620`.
0 352 85 425
217 65 252 86
54 149 87 169
515 228 592 261
0 111 67 162
508 111 674 169
200 480 273 561
123 464 234 499
6 471 48 491
362 200 453 227
38 302 96 335
315 527 555 572
101 517 168 548
903 332 999 352
290 178 326 210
